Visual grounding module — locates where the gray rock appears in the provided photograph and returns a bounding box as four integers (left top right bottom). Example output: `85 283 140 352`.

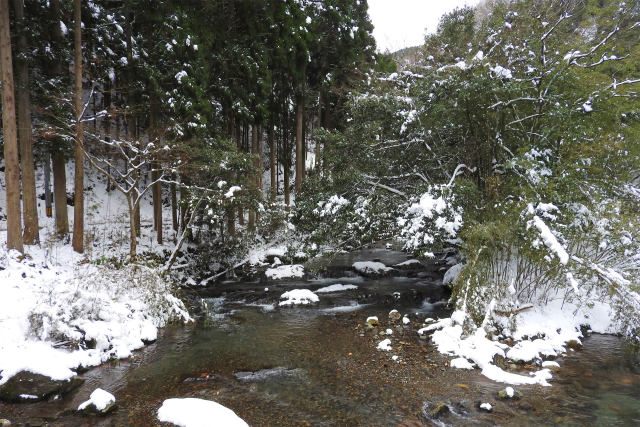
78 400 116 415
393 259 424 271
0 371 84 403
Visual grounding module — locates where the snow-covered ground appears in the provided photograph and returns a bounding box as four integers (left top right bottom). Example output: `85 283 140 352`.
0 164 191 387
421 295 618 386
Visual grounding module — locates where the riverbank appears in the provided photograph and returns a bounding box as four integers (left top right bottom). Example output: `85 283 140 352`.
1 257 639 425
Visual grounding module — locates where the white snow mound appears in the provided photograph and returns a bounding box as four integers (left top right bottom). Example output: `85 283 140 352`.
353 261 392 275
78 388 115 411
279 289 319 306
157 398 248 427
266 264 304 280
315 284 358 293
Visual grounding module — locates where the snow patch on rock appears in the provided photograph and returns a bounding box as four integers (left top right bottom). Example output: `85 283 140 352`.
157 398 248 427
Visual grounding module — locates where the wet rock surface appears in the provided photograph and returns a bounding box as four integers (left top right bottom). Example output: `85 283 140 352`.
0 372 84 403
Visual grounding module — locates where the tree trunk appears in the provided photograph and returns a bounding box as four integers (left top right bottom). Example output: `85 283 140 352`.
128 200 137 262
49 0 69 235
0 0 24 252
248 124 258 231
103 78 112 192
150 93 162 244
44 154 53 217
295 91 304 193
258 124 264 194
269 125 276 200
151 162 162 244
72 0 84 253
284 156 291 208
237 123 245 226
13 0 39 244
52 153 68 234
171 174 178 233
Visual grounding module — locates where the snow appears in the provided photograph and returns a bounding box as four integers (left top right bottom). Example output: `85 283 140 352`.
473 50 484 61
582 101 593 112
455 60 467 70
321 302 367 313
352 261 392 275
367 316 379 324
480 402 492 411
266 264 305 280
443 263 464 285
402 316 410 325
315 284 358 293
530 215 569 264
504 386 515 397
424 287 622 386
157 398 248 427
450 357 474 369
20 394 38 399
0 165 191 387
78 388 115 411
542 361 560 368
175 70 188 83
0 247 191 386
427 310 553 386
279 289 319 306
491 65 513 79
394 259 422 267
377 339 392 351
314 195 349 217
386 328 393 335
224 186 241 199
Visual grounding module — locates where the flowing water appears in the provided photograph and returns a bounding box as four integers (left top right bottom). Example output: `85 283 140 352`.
1 249 639 426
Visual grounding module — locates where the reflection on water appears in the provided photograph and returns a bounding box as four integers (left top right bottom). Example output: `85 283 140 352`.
545 334 640 426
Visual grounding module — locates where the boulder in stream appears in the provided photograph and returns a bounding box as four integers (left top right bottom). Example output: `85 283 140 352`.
0 371 84 403
352 261 396 278
77 388 116 415
497 386 523 400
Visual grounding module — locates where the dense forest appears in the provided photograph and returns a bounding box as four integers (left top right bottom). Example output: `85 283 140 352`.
1 0 640 424
0 0 377 258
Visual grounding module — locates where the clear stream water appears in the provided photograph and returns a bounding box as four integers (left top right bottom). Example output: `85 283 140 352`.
1 249 639 426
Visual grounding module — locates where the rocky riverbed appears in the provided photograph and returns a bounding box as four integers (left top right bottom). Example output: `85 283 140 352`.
1 248 639 426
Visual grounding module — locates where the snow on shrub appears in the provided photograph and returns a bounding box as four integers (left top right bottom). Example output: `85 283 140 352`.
0 247 191 385
398 185 463 256
313 195 350 218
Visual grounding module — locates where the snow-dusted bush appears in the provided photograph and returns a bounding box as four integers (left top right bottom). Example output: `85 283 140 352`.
452 194 640 341
27 263 190 352
398 185 463 257
0 246 192 386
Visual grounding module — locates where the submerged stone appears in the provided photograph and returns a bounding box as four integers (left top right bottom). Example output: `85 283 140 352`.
429 403 450 418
